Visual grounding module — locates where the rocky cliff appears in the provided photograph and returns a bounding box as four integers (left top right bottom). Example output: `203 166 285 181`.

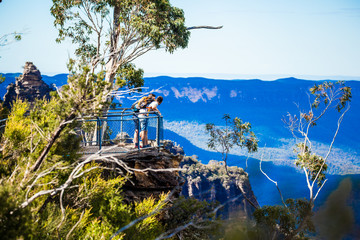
180 156 259 219
112 147 184 203
113 143 259 220
3 62 54 109
119 140 259 219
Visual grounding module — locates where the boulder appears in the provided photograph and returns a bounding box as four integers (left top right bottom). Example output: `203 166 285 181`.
115 132 133 144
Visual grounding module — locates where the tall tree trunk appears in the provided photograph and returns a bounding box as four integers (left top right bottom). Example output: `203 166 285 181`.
104 4 121 86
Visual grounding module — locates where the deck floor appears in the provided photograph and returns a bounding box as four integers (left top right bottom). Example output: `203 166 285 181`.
80 141 159 155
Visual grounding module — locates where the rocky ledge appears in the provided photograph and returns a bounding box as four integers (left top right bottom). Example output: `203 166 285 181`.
112 148 184 203
3 62 54 109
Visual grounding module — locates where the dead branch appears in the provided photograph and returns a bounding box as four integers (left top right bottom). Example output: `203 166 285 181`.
21 148 182 209
66 210 85 240
259 147 287 208
187 26 223 30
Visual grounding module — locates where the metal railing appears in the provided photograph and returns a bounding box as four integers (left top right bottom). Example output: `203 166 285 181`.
0 108 164 155
76 108 164 154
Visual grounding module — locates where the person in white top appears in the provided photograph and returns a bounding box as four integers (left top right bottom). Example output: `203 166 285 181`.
139 96 163 147
133 93 156 148
148 96 163 116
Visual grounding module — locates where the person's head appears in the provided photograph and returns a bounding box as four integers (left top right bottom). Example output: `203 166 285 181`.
156 96 163 104
149 93 156 100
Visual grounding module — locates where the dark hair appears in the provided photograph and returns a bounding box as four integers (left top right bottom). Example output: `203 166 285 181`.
149 93 156 98
157 96 163 104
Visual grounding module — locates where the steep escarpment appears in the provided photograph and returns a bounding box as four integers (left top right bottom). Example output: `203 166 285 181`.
3 62 54 109
111 142 259 220
180 156 259 218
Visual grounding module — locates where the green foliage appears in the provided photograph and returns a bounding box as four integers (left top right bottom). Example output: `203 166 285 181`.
61 61 112 115
0 100 31 176
0 184 33 240
310 81 352 112
51 0 190 57
294 143 327 187
181 156 247 189
206 114 258 155
0 74 4 84
164 196 222 240
0 98 82 176
253 199 315 239
115 63 144 90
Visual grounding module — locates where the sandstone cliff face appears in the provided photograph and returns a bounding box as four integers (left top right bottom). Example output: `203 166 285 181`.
3 62 54 109
113 148 184 203
123 141 259 219
180 156 259 219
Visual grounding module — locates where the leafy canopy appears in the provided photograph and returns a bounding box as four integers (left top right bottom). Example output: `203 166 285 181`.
51 0 190 85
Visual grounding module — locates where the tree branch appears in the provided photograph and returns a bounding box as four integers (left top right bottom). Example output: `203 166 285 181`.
187 26 223 30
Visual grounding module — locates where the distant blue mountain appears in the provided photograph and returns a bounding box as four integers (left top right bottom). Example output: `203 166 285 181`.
135 76 360 157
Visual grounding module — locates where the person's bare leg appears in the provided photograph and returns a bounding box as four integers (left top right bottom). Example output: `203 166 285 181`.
140 130 145 146
143 130 148 146
133 129 139 147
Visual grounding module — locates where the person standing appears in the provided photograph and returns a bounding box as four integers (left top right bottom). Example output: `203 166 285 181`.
133 93 156 148
138 96 163 148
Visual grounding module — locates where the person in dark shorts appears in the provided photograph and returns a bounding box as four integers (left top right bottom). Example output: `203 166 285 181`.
139 96 163 147
133 93 156 148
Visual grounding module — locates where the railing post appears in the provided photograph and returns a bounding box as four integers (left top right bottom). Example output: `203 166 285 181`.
96 117 100 147
136 113 140 150
98 118 102 151
120 109 125 134
155 112 161 148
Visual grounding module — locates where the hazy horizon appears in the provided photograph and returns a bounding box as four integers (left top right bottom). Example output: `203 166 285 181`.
2 70 360 81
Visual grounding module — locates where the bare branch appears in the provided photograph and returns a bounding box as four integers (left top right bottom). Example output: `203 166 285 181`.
259 149 287 208
313 179 328 201
187 26 223 30
310 105 350 192
66 210 85 240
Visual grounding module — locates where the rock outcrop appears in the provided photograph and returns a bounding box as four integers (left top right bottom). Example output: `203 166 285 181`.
162 140 185 156
3 62 54 109
114 148 184 203
180 156 259 219
109 142 258 220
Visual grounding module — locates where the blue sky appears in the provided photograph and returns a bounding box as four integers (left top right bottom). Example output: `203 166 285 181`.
0 0 360 80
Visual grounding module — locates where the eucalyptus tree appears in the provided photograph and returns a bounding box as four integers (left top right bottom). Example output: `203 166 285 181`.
29 0 221 171
51 0 214 90
206 114 258 174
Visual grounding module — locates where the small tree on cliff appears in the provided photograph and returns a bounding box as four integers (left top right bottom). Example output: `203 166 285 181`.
206 114 258 173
